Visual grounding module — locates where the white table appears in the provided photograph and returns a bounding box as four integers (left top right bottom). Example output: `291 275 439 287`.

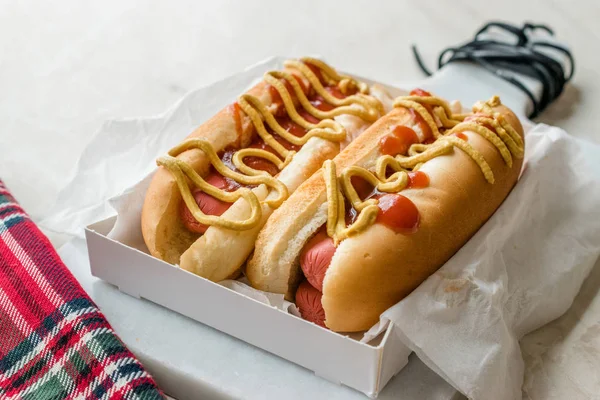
2 1 599 398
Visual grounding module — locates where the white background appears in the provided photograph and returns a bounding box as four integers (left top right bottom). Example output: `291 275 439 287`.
1 1 599 398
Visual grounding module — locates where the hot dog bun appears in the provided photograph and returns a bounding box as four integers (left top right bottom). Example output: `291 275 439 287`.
179 136 339 280
247 98 524 332
179 86 393 281
141 81 269 265
142 59 392 282
247 107 414 295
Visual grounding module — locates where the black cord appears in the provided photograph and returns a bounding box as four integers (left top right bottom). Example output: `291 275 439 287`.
411 21 575 118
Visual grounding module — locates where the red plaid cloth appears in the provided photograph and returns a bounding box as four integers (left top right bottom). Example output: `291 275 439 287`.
0 181 164 399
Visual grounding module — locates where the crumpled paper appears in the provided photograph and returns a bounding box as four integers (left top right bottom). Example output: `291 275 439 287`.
99 157 302 319
39 58 275 237
42 56 600 400
363 125 600 399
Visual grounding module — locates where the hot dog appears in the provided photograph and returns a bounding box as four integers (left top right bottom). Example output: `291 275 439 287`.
296 280 326 328
179 173 234 234
300 228 335 292
141 58 392 281
247 91 525 332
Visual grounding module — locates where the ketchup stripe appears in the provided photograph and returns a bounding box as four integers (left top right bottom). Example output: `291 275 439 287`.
181 74 353 231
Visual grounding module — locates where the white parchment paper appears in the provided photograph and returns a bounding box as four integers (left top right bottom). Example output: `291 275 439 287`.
363 125 600 399
42 57 600 400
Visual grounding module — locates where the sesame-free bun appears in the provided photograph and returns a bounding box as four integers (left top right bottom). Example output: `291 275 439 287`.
247 104 524 332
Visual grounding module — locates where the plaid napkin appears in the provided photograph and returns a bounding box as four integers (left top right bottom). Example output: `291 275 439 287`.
0 181 164 399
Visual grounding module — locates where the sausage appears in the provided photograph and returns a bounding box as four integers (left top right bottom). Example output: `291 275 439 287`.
142 58 389 276
180 172 233 234
300 229 336 292
249 92 525 332
295 280 326 327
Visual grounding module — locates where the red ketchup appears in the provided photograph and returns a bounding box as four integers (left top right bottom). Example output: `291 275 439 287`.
409 108 433 142
243 140 280 177
277 116 308 141
464 113 495 132
410 88 433 114
326 85 346 99
305 85 347 116
310 95 335 112
379 126 419 156
305 63 325 84
269 75 309 115
300 230 336 292
221 148 278 181
229 102 243 136
407 171 429 189
220 150 238 174
343 176 376 225
243 158 279 177
298 108 320 124
269 85 282 113
376 194 420 234
454 132 468 141
351 176 376 200
295 281 326 327
242 118 309 176
409 88 432 97
315 84 355 115
406 88 435 141
294 75 309 96
345 201 359 226
464 113 488 122
180 173 234 234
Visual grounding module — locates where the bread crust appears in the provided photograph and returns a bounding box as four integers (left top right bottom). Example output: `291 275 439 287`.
141 64 390 280
141 80 271 264
247 107 414 295
179 136 340 281
247 104 524 332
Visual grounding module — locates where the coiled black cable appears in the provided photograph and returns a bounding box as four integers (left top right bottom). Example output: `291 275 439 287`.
412 21 575 118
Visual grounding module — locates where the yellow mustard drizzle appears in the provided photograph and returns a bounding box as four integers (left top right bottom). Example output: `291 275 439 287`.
158 58 383 232
323 95 524 243
324 160 387 245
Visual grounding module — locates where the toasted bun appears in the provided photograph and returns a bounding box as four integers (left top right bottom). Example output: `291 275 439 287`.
247 104 524 332
142 67 394 279
141 78 280 264
179 136 340 281
247 107 414 294
179 108 388 281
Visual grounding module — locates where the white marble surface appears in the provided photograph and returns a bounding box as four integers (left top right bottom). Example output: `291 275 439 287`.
1 1 600 399
58 238 459 400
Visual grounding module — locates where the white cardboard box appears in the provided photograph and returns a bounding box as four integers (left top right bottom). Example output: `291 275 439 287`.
85 216 412 398
82 69 415 397
82 58 537 397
